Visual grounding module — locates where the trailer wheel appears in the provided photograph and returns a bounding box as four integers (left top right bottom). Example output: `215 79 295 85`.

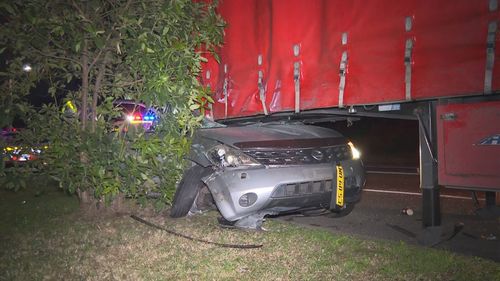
329 203 355 218
170 165 209 218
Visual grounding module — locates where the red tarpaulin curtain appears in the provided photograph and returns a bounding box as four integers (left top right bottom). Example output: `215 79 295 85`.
200 0 499 120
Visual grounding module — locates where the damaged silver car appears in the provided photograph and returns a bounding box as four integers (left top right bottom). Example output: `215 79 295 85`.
170 119 365 229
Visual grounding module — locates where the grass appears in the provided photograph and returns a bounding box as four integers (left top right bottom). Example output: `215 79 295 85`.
1 182 499 281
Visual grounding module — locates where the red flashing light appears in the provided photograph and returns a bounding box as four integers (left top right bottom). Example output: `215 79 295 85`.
134 114 142 121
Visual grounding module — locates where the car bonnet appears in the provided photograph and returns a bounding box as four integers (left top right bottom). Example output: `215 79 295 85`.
197 124 346 149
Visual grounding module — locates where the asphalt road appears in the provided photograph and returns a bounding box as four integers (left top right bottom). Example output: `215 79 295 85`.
279 173 500 262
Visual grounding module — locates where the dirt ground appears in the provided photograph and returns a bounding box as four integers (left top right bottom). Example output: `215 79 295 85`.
280 174 500 262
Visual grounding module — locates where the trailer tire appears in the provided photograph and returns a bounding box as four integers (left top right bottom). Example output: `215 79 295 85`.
170 165 209 218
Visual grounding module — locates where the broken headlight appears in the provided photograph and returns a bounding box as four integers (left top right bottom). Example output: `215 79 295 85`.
206 144 262 169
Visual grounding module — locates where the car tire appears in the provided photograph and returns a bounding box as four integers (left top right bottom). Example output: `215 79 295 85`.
329 203 355 218
170 165 210 218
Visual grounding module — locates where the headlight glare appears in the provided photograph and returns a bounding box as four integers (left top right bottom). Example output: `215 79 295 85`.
348 141 361 160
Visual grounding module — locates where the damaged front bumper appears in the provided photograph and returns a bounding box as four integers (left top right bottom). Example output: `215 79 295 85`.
202 159 364 222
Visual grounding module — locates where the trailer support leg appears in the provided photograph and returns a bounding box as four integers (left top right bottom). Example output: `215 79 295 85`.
485 191 496 208
416 102 442 246
475 191 500 218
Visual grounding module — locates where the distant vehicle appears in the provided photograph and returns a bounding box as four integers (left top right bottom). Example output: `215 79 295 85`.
170 119 365 229
112 100 158 132
1 127 46 165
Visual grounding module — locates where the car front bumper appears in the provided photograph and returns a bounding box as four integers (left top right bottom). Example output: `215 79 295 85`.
203 159 364 221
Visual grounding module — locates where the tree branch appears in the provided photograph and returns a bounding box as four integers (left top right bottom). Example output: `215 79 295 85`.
88 0 133 70
71 0 92 24
30 47 81 65
88 32 113 71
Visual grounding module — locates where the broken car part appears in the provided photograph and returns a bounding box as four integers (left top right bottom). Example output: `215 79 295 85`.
130 215 263 249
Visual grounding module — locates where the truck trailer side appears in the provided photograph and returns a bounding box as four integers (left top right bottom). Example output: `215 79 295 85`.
201 0 500 244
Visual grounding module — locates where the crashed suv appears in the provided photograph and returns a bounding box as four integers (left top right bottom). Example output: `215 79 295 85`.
170 119 365 229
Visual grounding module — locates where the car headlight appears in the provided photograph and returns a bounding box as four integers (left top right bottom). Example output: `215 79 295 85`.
206 144 262 168
347 141 361 160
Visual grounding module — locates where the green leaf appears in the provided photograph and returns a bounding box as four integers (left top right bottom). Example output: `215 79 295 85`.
84 24 96 34
205 95 214 104
116 42 121 54
66 73 73 83
95 36 105 49
189 103 200 110
0 3 15 15
48 86 56 96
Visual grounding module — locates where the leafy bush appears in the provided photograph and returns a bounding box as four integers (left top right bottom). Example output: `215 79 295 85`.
22 104 191 208
0 0 224 208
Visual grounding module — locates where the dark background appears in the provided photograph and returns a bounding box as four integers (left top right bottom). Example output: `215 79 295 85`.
329 117 419 168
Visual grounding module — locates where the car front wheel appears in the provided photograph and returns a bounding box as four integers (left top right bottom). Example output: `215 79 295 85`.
170 165 210 218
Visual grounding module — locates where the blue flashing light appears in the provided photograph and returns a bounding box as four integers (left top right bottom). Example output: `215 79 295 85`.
144 115 156 121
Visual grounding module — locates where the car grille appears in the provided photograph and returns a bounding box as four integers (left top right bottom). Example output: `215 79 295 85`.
243 145 351 166
271 176 356 199
271 180 333 198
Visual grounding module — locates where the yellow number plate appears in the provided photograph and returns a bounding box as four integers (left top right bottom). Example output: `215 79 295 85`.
336 165 344 207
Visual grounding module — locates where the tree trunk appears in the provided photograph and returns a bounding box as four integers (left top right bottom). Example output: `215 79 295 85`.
81 39 89 130
91 50 110 132
77 189 127 216
77 188 101 214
